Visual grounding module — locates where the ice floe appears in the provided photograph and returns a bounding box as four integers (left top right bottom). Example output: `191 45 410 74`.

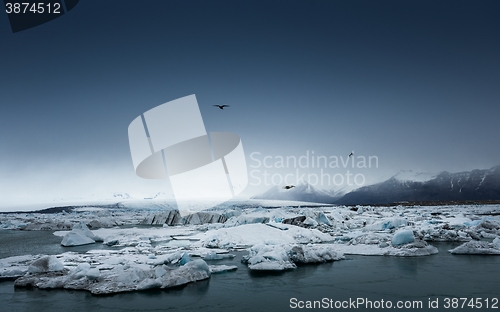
449 240 500 255
60 222 102 247
1 201 500 293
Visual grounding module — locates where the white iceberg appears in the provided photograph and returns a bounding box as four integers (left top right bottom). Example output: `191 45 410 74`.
202 251 235 260
243 244 344 271
196 223 332 249
61 232 96 247
209 265 238 274
60 222 102 247
449 241 500 255
14 258 211 295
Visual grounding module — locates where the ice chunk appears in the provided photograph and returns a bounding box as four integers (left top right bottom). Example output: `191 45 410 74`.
287 245 344 263
71 222 102 241
198 223 332 248
179 252 192 265
28 255 64 273
446 216 472 229
392 230 415 246
202 251 235 260
449 241 500 255
0 255 38 278
157 259 210 289
350 233 391 245
209 265 238 274
389 243 438 257
61 231 95 247
365 217 407 231
476 219 500 230
246 244 296 271
61 222 102 246
245 244 343 271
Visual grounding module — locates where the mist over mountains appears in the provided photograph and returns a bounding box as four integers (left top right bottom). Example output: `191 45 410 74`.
251 180 347 203
253 166 500 205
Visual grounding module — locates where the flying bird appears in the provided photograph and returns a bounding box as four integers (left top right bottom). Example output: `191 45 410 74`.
349 152 354 158
283 185 295 190
213 105 230 110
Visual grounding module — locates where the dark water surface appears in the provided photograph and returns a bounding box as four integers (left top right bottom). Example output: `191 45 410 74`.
0 230 113 258
1 230 499 311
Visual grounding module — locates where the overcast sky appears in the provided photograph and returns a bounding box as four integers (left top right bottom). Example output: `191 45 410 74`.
1 0 499 208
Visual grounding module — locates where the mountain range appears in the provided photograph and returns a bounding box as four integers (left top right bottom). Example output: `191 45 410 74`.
253 166 500 205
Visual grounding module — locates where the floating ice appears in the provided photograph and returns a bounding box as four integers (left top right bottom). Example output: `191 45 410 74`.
14 257 211 295
449 241 500 255
2 201 500 294
243 244 343 271
60 222 102 247
288 245 344 264
61 232 95 247
392 230 415 246
197 223 332 249
202 251 235 260
209 265 238 274
0 255 38 278
245 245 296 271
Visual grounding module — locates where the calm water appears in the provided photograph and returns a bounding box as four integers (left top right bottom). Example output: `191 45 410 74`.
1 230 499 311
0 230 114 258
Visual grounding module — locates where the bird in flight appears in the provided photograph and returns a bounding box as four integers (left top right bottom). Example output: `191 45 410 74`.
213 105 230 110
282 185 295 190
349 152 354 158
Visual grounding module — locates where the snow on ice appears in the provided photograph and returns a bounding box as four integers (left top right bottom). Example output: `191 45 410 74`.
1 201 499 293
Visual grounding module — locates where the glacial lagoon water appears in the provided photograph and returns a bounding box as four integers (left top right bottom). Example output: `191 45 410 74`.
1 230 499 311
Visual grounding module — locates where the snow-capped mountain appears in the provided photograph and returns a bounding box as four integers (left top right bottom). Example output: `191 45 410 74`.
336 165 500 205
251 181 344 204
392 170 436 183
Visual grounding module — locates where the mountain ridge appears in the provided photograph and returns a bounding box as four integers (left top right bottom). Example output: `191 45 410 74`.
336 165 500 205
252 166 500 205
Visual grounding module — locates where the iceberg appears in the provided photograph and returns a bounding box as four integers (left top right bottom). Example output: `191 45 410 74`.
61 232 95 247
243 244 343 271
14 258 211 295
197 223 332 249
209 265 237 274
60 222 102 247
202 251 235 260
245 245 296 271
392 230 415 246
449 241 500 255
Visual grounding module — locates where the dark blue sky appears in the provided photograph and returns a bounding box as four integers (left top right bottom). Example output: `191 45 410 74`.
1 0 499 206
